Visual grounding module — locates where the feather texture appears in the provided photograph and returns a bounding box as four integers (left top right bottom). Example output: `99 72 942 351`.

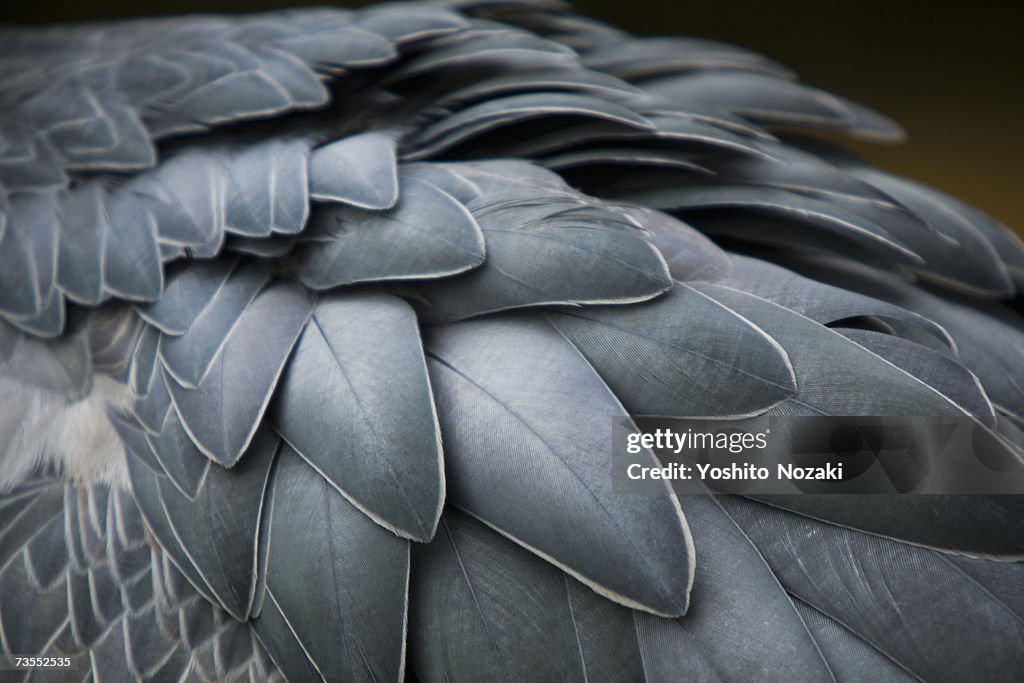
2 3 1023 681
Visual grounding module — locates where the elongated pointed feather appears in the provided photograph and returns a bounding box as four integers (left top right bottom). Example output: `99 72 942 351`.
128 324 160 398
0 484 64 573
24 512 68 590
124 454 218 607
0 193 57 319
137 259 239 337
645 72 903 141
721 255 953 352
158 262 269 388
101 189 164 302
410 92 653 157
131 367 174 435
609 184 921 265
581 37 793 80
272 292 444 542
746 495 1024 559
502 112 771 159
388 31 574 82
414 189 672 322
720 496 1024 683
168 283 312 467
277 25 396 68
547 282 796 418
356 6 467 43
786 255 1024 420
409 510 598 681
146 410 212 500
0 558 69 656
259 445 409 682
297 173 485 289
435 68 640 108
695 283 1024 491
839 329 994 420
411 502 832 682
424 314 693 616
638 495 833 681
156 428 276 621
606 205 734 282
793 599 919 683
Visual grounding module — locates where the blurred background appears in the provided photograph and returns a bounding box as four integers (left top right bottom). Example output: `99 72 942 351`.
7 0 1023 234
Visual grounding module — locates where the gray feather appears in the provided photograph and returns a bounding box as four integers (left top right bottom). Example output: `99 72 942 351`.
225 234 295 258
608 184 922 266
839 329 994 420
0 321 92 399
721 255 954 353
745 495 1024 559
503 112 770 160
158 262 269 388
721 496 1024 683
23 513 67 591
250 46 329 109
257 444 409 682
128 324 160 398
787 256 1024 420
277 25 396 68
424 314 693 617
0 128 66 192
168 283 311 467
225 138 310 237
410 92 653 158
156 428 276 621
297 173 485 289
614 205 733 282
411 501 833 682
414 188 672 322
101 190 164 302
581 37 793 80
410 509 599 681
129 149 228 256
171 71 292 127
355 5 467 43
548 282 797 418
272 292 443 542
138 259 240 338
0 484 64 576
645 72 903 141
130 368 174 435
57 183 106 305
0 192 58 319
794 599 918 683
0 559 69 659
309 132 399 210
696 283 1024 490
389 30 574 82
435 67 641 108
124 451 218 608
146 410 212 500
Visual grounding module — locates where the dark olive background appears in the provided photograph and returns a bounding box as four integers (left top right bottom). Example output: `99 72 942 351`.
6 0 1023 235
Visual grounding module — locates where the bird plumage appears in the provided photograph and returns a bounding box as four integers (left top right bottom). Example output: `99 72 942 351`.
0 1 1022 681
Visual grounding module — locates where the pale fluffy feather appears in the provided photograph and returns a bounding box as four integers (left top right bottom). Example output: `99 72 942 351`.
0 374 132 491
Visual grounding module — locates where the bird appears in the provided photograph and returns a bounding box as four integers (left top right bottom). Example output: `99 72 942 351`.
0 0 1022 681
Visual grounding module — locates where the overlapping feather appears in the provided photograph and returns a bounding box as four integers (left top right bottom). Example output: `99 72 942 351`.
1 2 1023 682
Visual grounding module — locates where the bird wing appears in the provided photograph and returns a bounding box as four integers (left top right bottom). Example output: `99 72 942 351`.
1 1 1023 681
